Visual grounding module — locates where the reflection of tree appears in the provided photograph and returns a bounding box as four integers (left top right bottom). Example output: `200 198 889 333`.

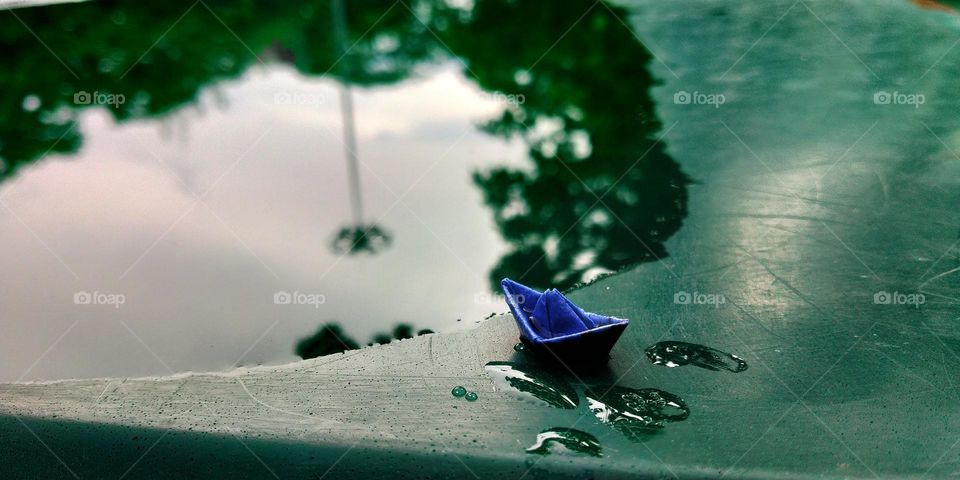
918 1 959 12
3 0 687 292
436 0 689 291
295 322 432 359
294 323 359 359
0 0 440 181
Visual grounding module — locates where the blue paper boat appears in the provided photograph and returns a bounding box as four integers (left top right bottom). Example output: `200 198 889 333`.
501 278 629 362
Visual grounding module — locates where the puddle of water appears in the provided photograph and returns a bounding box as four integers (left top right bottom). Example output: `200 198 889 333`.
525 427 602 457
483 361 578 409
645 341 748 372
585 386 689 441
0 0 687 381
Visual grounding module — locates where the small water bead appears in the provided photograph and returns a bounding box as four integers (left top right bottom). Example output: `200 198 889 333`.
514 342 526 352
451 386 467 397
464 391 479 401
21 95 41 112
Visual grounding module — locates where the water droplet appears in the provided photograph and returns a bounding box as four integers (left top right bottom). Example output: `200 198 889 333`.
465 391 478 402
645 341 748 372
451 386 467 397
514 342 526 352
514 69 533 86
484 361 578 409
21 95 41 112
586 386 689 441
526 427 601 457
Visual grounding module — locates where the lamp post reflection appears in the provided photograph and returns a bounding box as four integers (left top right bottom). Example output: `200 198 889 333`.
329 0 392 256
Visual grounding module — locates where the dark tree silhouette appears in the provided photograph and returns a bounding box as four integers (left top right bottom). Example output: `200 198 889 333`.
296 322 433 359
390 323 414 340
295 323 360 360
435 0 689 290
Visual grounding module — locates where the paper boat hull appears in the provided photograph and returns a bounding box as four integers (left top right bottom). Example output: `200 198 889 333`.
520 320 629 364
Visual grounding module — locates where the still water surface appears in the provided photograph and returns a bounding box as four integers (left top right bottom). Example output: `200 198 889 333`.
1 0 683 380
